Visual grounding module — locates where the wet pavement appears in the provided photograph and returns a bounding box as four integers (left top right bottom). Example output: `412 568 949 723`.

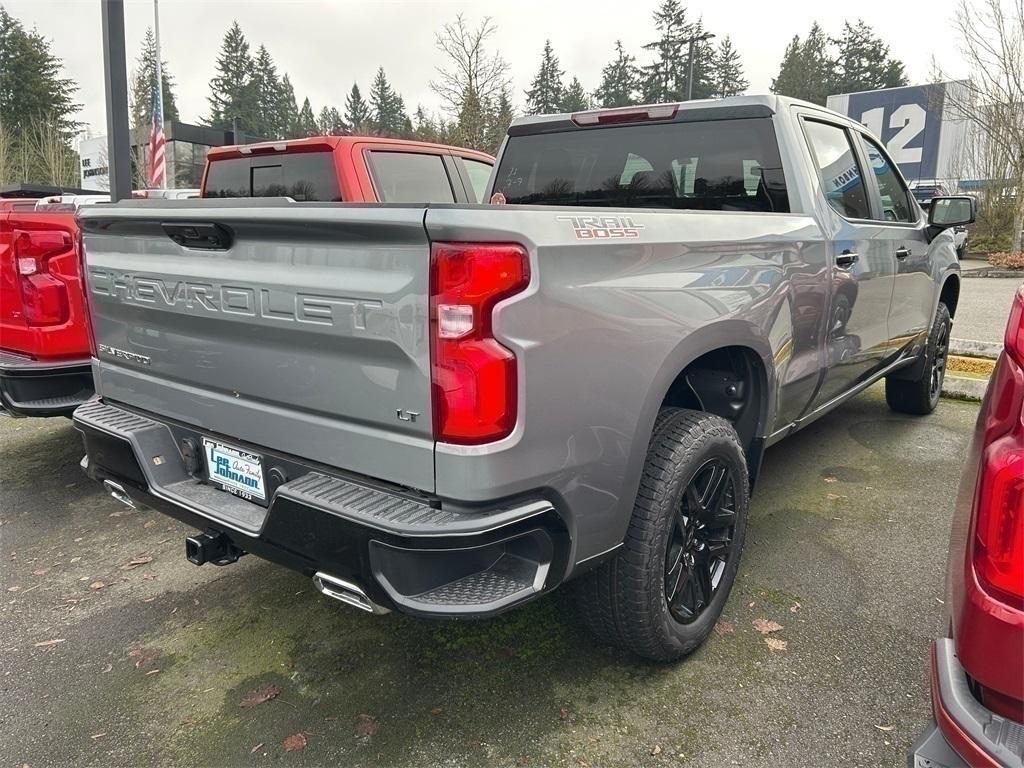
1 386 979 767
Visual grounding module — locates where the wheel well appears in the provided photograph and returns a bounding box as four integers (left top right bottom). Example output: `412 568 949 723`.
661 346 767 460
940 276 960 318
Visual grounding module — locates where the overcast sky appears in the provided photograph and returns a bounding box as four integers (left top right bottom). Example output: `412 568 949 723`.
7 0 973 136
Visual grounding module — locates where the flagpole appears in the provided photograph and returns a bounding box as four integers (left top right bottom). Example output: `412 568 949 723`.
153 0 165 188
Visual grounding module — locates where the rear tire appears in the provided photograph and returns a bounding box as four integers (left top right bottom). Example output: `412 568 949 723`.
885 302 951 415
576 408 749 661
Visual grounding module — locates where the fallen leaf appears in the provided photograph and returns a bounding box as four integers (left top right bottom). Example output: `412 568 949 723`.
824 476 838 483
826 493 846 500
101 663 112 673
143 520 156 529
430 707 443 716
752 618 783 634
282 732 307 752
7 586 20 592
90 732 107 740
790 602 801 613
650 744 663 756
89 581 105 591
874 724 895 732
558 707 569 720
354 713 378 742
764 637 788 652
34 638 66 647
713 620 734 635
128 647 161 669
748 601 755 608
120 555 153 570
239 683 281 708
32 568 49 576
250 743 264 754
145 668 160 675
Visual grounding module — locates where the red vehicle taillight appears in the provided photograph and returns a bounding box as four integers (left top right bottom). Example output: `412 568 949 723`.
13 229 71 326
429 242 529 444
973 286 1024 608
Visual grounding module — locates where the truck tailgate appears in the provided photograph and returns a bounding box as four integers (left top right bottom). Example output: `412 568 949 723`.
79 202 434 492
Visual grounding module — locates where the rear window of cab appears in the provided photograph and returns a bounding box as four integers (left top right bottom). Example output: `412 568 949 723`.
493 117 789 213
203 152 342 201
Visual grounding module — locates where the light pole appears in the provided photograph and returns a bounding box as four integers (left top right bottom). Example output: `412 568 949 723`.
100 0 132 201
685 32 716 101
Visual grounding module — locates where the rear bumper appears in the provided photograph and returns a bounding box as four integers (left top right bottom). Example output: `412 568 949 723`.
0 350 93 418
72 397 569 618
909 639 1024 768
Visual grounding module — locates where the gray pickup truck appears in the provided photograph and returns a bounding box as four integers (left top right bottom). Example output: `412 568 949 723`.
73 96 973 661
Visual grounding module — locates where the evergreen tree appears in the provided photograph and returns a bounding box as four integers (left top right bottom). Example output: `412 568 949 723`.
561 77 590 112
344 83 370 134
524 40 565 114
451 87 488 150
710 36 748 98
0 6 80 136
594 40 639 108
251 44 284 138
413 106 443 143
640 0 692 103
770 23 834 105
279 74 300 138
368 68 408 136
295 97 318 137
206 21 259 131
830 20 907 94
484 86 514 155
685 21 718 100
317 106 346 135
129 27 178 130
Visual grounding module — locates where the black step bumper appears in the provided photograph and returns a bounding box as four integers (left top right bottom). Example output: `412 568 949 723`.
0 350 93 418
72 397 569 618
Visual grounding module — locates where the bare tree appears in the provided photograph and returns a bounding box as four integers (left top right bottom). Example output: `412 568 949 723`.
939 0 1024 251
0 118 11 186
28 115 79 186
430 15 511 117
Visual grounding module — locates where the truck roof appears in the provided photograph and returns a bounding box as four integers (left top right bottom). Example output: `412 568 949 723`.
508 94 855 135
207 135 493 163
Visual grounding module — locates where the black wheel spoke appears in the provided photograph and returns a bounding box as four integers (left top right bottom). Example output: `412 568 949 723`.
665 457 739 625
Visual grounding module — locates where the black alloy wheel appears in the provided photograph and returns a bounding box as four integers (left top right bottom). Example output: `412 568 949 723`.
664 458 736 624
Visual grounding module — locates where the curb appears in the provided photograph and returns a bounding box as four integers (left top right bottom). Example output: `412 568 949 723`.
961 268 1024 279
949 338 1002 359
942 375 988 402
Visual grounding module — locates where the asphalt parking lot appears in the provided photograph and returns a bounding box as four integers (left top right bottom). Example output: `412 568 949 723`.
1 386 978 768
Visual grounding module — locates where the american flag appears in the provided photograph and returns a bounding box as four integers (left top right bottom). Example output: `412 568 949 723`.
148 78 165 188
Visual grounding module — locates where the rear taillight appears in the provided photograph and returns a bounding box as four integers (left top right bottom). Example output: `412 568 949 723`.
429 242 529 444
571 104 678 126
973 287 1024 608
13 229 71 326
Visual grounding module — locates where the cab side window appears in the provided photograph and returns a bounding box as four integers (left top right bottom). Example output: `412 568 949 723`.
859 135 916 223
803 120 870 220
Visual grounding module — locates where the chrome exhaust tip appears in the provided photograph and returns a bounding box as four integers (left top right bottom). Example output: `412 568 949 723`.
103 479 135 509
313 572 389 615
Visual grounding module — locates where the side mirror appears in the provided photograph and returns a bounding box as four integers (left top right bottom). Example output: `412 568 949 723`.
928 196 977 229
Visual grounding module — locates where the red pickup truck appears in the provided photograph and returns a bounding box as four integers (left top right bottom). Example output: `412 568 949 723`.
0 138 494 418
0 199 93 417
202 136 494 203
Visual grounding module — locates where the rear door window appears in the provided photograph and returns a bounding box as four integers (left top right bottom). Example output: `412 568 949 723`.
803 120 870 220
203 151 342 201
368 152 456 203
858 135 916 223
491 117 789 212
459 158 493 202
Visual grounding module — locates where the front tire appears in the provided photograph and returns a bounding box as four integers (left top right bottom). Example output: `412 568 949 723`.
885 302 951 415
576 408 749 661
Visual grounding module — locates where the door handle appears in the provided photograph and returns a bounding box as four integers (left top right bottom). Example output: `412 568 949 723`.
835 250 859 268
895 247 912 259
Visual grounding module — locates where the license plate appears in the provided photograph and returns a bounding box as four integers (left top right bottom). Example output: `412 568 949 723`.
202 438 266 501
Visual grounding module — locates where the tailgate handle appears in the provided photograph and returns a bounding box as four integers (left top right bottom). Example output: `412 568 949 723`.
162 222 233 250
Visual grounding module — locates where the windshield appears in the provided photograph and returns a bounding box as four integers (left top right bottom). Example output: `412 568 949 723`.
492 117 788 212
